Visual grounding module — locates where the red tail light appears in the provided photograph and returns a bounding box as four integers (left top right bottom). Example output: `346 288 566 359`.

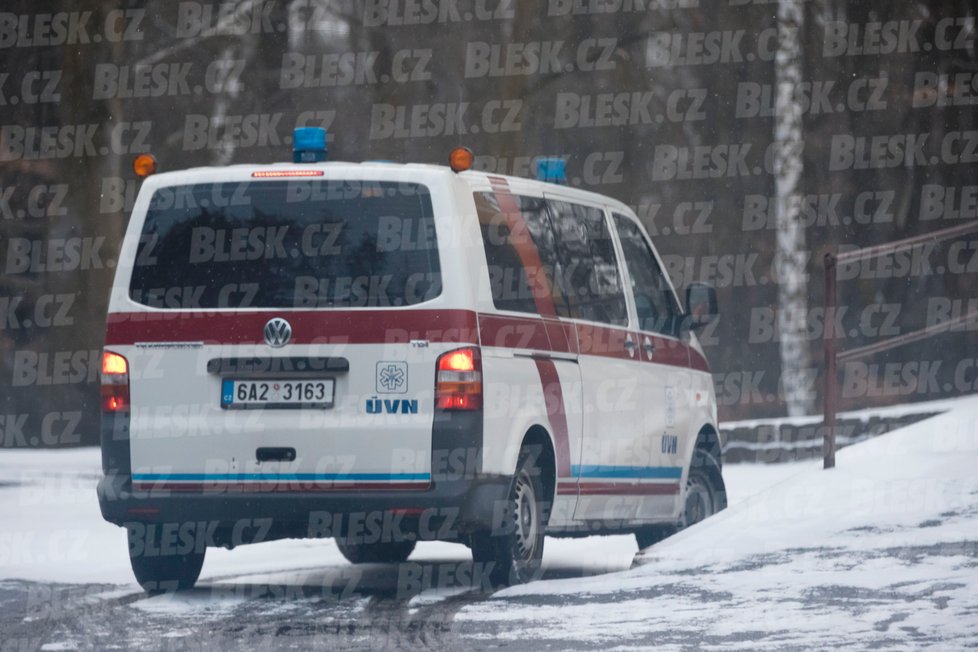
101 350 130 413
435 347 482 411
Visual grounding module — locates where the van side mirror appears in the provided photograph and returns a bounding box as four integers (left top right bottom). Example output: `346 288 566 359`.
685 282 718 331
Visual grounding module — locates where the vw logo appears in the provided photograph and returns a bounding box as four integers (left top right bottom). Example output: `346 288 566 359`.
263 318 292 348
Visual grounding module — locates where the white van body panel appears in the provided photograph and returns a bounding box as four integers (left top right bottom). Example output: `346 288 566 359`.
102 160 719 537
110 164 475 492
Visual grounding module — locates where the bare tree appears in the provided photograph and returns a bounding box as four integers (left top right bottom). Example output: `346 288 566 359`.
774 0 815 416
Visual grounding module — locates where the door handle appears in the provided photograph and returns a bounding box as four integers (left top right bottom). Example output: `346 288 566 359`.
624 337 637 358
257 447 296 462
643 337 656 359
519 351 579 363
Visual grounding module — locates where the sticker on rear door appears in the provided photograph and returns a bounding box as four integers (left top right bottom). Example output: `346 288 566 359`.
376 361 408 394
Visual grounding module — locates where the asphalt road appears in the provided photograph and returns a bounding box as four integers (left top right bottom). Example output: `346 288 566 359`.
3 438 976 651
5 537 976 651
0 554 610 651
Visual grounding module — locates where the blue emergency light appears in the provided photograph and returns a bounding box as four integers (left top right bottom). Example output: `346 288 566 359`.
293 127 328 163
535 158 567 184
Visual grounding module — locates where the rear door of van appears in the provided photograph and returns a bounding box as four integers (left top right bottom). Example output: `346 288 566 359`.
107 172 470 493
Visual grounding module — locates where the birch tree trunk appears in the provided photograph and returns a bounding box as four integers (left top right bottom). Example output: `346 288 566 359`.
210 44 243 166
774 0 815 416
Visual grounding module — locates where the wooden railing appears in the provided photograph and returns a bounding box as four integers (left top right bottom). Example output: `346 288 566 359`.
821 220 978 469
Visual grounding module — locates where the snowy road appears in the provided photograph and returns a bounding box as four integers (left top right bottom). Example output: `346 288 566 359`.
1 398 977 650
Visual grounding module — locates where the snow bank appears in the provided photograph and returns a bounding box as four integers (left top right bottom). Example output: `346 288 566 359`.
457 394 978 648
2 394 976 648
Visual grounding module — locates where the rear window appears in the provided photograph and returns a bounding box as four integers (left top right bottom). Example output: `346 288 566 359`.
129 180 441 309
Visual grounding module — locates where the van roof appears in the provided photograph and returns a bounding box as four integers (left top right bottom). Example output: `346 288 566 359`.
139 160 635 216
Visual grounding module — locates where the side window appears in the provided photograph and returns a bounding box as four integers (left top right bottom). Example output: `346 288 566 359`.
518 195 572 317
548 201 628 327
475 192 566 315
613 213 681 336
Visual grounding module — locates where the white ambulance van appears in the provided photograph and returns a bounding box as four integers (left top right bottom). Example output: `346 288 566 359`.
98 129 725 593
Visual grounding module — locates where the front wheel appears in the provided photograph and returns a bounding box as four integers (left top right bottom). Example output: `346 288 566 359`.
334 537 416 564
470 447 550 587
634 449 727 550
127 525 205 594
683 449 727 528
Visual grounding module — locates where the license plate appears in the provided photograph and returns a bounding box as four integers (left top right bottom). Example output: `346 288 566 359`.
221 379 334 409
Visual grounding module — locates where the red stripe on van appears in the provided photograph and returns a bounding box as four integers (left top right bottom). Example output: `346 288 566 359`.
557 483 577 496
478 313 579 355
477 312 704 373
533 358 573 478
689 348 710 373
575 323 633 360
645 334 690 368
545 318 579 355
105 310 480 346
561 482 680 496
478 313 551 350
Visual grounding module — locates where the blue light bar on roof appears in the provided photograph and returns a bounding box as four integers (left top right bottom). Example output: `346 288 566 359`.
535 157 567 184
293 127 328 163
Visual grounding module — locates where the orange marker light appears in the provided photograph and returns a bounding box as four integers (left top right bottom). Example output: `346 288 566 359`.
133 154 157 178
449 147 474 173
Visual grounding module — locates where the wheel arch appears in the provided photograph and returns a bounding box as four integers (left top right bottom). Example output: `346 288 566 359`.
688 423 728 514
691 423 723 468
519 424 557 506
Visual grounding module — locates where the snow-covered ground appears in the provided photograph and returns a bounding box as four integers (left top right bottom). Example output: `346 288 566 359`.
460 394 978 649
0 436 802 589
1 395 976 649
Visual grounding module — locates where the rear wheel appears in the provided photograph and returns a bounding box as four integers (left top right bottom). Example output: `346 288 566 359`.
334 537 416 564
470 447 550 587
127 525 205 594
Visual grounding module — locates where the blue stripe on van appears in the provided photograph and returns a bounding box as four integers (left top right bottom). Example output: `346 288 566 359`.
571 465 683 480
131 472 431 482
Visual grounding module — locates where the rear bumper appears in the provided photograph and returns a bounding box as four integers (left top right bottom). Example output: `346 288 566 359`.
97 472 511 546
99 397 497 546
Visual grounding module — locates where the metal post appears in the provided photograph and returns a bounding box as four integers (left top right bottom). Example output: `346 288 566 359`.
822 252 837 470
816 221 978 470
